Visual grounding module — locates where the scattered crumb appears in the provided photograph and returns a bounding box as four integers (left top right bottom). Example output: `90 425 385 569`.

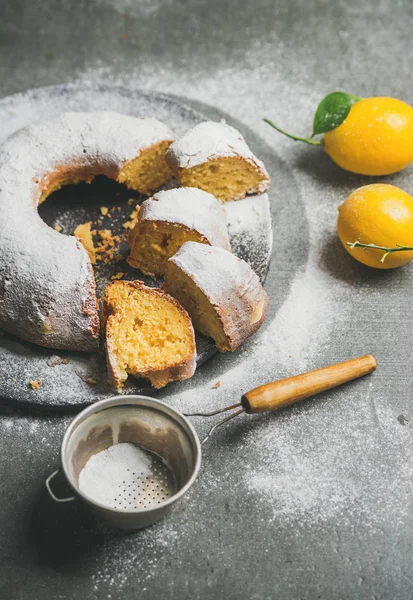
96 229 123 264
47 355 70 367
100 206 109 216
243 348 249 352
53 224 63 232
398 414 409 426
73 222 96 264
29 379 41 389
111 272 125 280
86 377 99 386
123 206 140 230
97 219 103 226
212 381 221 389
107 213 112 219
127 198 135 205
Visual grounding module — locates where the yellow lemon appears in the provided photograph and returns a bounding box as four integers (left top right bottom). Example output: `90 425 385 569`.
266 94 413 176
325 97 413 176
337 183 413 269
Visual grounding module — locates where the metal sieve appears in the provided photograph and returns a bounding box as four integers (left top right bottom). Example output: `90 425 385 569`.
46 396 201 529
46 355 376 529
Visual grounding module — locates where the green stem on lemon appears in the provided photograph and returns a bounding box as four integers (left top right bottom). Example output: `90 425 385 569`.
263 118 324 146
347 241 413 264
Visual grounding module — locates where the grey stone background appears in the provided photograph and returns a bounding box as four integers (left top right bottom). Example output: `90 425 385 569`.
1 0 413 599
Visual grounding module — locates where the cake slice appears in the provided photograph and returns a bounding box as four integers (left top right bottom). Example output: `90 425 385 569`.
166 121 270 202
114 117 175 196
164 242 269 352
127 187 231 277
102 280 196 390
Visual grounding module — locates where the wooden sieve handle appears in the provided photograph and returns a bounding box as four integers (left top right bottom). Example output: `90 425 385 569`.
241 355 377 414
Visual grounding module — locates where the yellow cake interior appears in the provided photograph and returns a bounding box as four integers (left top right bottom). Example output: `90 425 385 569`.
178 156 264 202
128 220 208 276
73 221 96 264
164 261 230 351
37 140 173 204
104 282 194 387
118 141 174 195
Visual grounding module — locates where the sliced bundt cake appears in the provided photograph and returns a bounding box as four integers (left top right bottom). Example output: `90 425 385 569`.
164 242 269 352
166 121 270 202
127 187 231 277
0 111 175 352
102 280 196 390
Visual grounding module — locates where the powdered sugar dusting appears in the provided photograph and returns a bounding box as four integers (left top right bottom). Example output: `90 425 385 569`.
0 87 274 406
138 187 230 251
166 241 269 351
167 120 270 185
1 10 412 598
0 111 174 351
225 193 272 281
258 262 343 371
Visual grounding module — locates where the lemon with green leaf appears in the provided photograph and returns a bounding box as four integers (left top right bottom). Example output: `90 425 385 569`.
265 93 413 176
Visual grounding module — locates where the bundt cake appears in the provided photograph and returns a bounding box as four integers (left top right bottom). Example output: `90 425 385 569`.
0 111 175 351
164 242 269 352
127 187 231 277
102 280 196 390
166 121 270 202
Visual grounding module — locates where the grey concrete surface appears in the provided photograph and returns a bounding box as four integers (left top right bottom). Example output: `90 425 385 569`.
1 0 413 599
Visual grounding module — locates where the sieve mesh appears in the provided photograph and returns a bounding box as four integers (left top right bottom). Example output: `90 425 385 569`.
112 452 176 510
78 442 177 511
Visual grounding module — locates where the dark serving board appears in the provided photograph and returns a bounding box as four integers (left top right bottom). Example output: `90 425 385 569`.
0 84 273 409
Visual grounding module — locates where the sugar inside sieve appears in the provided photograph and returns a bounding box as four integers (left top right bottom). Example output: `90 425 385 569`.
78 442 177 511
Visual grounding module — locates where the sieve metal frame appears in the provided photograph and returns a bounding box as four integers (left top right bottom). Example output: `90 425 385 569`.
54 395 202 528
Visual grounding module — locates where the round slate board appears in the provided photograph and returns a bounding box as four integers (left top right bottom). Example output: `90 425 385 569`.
0 84 273 409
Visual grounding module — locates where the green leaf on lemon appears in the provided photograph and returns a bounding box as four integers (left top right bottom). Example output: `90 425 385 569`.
312 92 361 136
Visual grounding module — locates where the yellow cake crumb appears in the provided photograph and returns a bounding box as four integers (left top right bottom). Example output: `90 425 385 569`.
212 380 221 389
100 206 109 216
29 379 41 389
111 272 125 280
96 229 123 264
73 222 96 264
54 224 63 232
122 207 140 230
